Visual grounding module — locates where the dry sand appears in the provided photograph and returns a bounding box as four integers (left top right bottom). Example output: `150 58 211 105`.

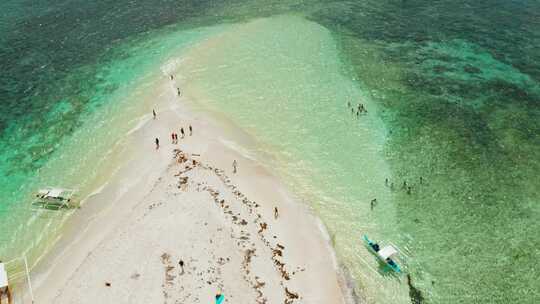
23 73 353 304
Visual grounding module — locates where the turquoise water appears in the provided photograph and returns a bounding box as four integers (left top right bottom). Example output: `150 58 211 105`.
1 1 539 303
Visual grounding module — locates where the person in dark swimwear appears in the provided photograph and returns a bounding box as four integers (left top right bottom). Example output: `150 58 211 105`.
189 125 193 136
370 198 377 210
153 109 156 119
179 259 185 275
180 128 185 138
155 138 160 150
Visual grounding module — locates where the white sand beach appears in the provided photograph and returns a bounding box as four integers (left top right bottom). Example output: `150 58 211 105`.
21 72 353 304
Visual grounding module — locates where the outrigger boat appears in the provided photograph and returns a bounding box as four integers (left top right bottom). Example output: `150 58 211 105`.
31 187 77 210
362 235 401 273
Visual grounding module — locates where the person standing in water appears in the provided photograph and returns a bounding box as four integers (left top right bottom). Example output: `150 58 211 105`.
177 87 181 96
370 198 377 210
232 160 238 174
189 125 193 136
152 109 156 119
155 138 160 150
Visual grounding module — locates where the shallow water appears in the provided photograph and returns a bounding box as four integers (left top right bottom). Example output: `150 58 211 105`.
1 1 539 303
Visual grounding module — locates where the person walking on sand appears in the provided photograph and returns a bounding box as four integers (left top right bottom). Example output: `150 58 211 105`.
180 127 185 139
170 75 174 80
155 138 160 150
171 132 175 144
179 259 185 275
153 109 156 120
189 125 192 136
232 160 238 174
177 87 181 96
274 206 279 219
174 133 178 144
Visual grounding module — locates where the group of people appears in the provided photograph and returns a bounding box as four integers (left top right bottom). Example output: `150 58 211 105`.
347 101 368 117
171 126 192 144
169 74 181 97
384 177 424 195
370 177 425 211
152 108 193 150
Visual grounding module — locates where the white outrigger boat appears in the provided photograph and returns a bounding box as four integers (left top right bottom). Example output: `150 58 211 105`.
363 235 402 273
31 187 77 210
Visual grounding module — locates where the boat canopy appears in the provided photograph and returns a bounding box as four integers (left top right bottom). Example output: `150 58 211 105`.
40 187 71 199
0 263 8 288
378 245 398 260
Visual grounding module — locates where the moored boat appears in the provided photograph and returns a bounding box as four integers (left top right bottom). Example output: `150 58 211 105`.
362 235 401 273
